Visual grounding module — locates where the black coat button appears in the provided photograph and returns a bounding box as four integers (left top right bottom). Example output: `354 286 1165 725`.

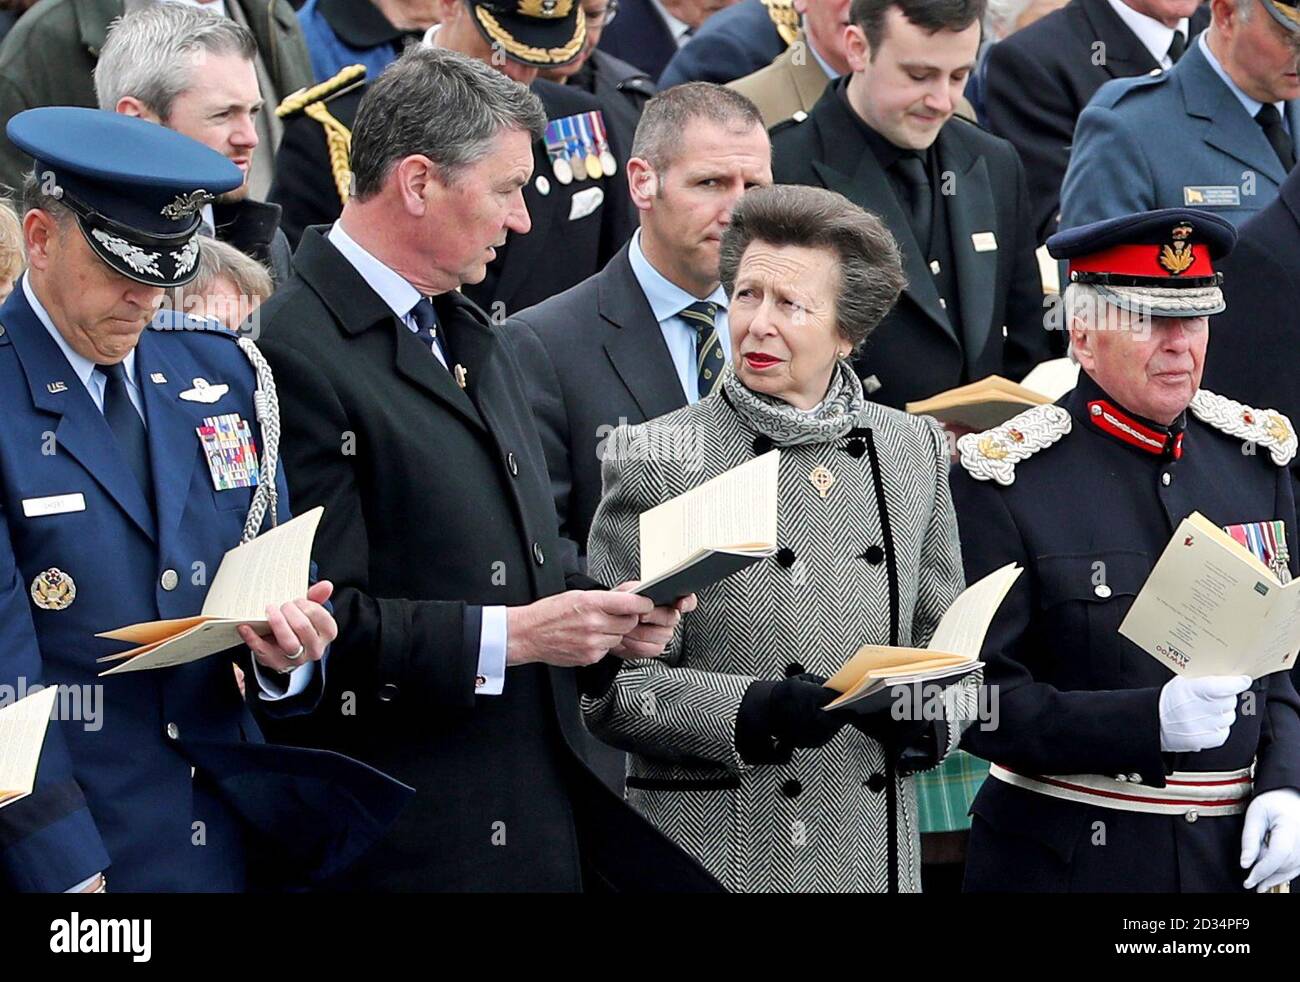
844 438 866 458
507 452 519 476
377 683 399 703
866 773 886 793
862 545 884 566
781 778 802 798
532 542 545 566
776 547 796 568
784 662 805 678
752 435 774 455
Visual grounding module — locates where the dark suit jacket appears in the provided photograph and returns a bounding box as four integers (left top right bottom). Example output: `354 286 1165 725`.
256 228 720 892
771 87 1054 410
270 78 634 316
1204 167 1300 462
657 0 785 88
597 0 680 82
504 243 688 569
984 0 1211 244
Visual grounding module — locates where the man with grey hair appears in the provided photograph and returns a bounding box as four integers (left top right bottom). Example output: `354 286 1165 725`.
255 46 719 892
96 3 291 283
505 82 771 573
0 0 313 196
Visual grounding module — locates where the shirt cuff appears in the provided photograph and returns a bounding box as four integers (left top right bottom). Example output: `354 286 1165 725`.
476 605 507 696
65 873 100 893
252 657 316 701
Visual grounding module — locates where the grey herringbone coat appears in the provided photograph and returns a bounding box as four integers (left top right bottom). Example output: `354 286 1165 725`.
584 389 974 893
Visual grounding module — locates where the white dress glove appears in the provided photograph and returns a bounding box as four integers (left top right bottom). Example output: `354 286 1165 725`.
1158 675 1251 752
1242 788 1300 891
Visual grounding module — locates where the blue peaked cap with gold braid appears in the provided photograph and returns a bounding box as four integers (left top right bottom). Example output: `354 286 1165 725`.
6 108 243 287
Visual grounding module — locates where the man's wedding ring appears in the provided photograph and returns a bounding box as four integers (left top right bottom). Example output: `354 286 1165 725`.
286 644 305 661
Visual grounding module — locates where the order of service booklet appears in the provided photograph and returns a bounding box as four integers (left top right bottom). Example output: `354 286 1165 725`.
905 359 1080 431
95 507 324 675
821 563 1021 712
633 450 779 606
1120 511 1300 679
0 685 60 809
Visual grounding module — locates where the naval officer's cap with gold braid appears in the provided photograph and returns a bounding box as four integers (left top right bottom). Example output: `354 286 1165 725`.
467 0 587 67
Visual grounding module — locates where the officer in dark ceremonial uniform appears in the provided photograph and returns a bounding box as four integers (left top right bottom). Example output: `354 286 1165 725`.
270 0 635 317
953 209 1300 892
0 108 407 893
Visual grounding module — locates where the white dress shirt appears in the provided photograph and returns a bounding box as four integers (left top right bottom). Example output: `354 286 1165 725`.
326 222 508 695
627 230 731 404
1107 0 1189 70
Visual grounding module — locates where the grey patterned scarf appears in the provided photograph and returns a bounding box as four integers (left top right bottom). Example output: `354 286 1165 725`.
722 359 866 447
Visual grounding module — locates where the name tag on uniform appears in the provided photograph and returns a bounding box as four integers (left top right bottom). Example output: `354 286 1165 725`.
197 413 260 491
1183 185 1241 207
971 231 998 252
22 493 86 518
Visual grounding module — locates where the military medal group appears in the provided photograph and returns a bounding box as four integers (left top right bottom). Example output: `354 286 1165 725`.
542 110 617 190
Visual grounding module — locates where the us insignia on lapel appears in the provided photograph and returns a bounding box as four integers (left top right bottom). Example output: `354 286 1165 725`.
31 567 76 611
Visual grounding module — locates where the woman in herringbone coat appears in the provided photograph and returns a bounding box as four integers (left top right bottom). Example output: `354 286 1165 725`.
584 186 980 893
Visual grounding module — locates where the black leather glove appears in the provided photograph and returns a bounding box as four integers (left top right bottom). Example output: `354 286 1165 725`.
735 675 845 765
848 681 950 774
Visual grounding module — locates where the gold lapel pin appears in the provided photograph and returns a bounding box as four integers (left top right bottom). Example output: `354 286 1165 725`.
809 465 835 499
454 364 468 390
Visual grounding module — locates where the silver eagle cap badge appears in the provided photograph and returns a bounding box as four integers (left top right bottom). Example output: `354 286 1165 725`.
161 189 213 221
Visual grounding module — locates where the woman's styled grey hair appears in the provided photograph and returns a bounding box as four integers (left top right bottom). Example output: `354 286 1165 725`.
349 47 547 201
719 185 907 350
94 4 257 119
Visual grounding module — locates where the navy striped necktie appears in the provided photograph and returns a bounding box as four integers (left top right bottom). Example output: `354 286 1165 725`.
680 300 723 399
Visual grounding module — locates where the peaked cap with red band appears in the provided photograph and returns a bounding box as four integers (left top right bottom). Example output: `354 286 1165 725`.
1048 207 1237 318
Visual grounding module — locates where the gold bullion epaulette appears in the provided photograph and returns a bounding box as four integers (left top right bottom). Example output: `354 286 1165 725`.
1190 389 1297 466
957 404 1073 486
276 64 367 120
761 0 799 46
276 65 367 208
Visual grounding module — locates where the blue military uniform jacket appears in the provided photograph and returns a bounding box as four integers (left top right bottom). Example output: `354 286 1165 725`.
0 284 404 892
656 0 788 88
1060 37 1300 230
951 372 1300 891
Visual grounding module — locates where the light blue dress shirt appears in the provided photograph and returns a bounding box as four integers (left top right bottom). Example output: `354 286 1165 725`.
807 33 839 81
626 229 731 404
24 274 314 704
327 222 507 695
1199 31 1289 134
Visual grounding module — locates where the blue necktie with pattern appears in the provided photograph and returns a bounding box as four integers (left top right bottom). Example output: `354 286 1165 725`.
409 297 450 366
680 300 723 399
